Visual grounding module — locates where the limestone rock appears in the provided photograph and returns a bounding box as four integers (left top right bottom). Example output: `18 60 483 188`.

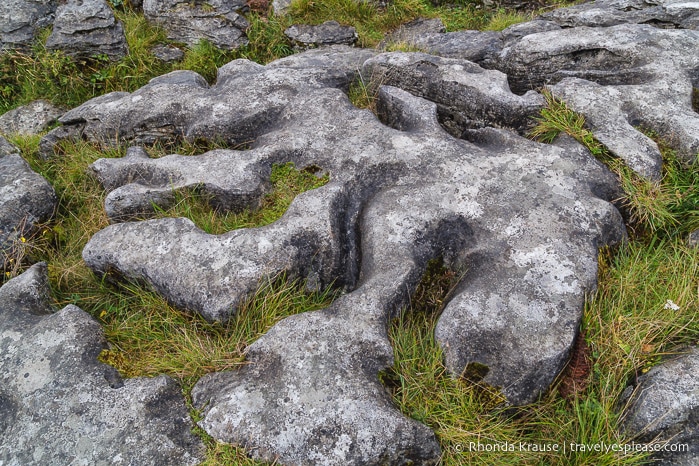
0 263 205 465
622 348 699 465
45 0 128 60
143 0 249 50
689 229 699 248
379 18 503 65
0 100 64 136
0 137 56 269
500 19 561 44
192 292 443 465
540 0 699 29
0 0 57 51
284 21 358 48
46 46 373 148
151 43 184 62
74 48 626 424
497 23 699 179
362 52 544 136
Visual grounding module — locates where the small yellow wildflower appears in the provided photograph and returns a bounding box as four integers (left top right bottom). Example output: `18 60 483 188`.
20 237 26 243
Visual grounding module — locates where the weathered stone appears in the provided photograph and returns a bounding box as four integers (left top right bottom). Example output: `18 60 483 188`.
0 100 64 136
622 348 699 465
382 17 446 50
689 229 699 247
45 0 128 60
540 0 699 30
0 137 56 269
45 46 374 148
497 23 699 178
192 290 443 465
151 43 184 62
379 19 503 66
143 0 249 50
0 0 57 51
285 21 358 48
271 0 291 15
500 19 561 44
362 52 544 136
91 145 268 221
0 263 205 465
74 47 625 431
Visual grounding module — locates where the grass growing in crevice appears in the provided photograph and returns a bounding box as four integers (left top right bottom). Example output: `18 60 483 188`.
347 74 379 113
381 250 693 464
154 161 329 234
530 90 699 240
98 274 338 391
0 0 542 114
4 134 337 464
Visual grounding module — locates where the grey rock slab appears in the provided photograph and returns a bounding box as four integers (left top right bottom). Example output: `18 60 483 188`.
622 348 699 465
689 229 699 247
77 49 626 418
0 263 205 465
0 137 56 268
0 100 64 136
285 21 358 48
380 20 503 66
362 52 544 136
143 0 249 50
271 0 291 14
65 47 628 460
91 145 269 221
498 23 699 178
151 43 184 62
0 0 57 50
45 0 129 59
192 292 442 465
44 47 373 149
381 17 446 48
540 0 699 29
500 19 561 45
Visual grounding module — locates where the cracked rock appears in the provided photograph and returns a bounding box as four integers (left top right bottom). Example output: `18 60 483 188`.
540 0 699 29
622 348 699 465
497 22 699 179
143 0 249 50
362 52 544 136
285 21 358 48
151 43 185 62
72 47 625 452
0 137 56 269
45 0 129 60
0 100 64 136
0 0 57 51
380 18 503 66
0 263 205 465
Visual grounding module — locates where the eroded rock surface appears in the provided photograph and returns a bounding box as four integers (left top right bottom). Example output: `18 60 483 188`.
57 45 631 464
0 137 56 269
45 0 128 59
0 0 57 51
497 21 699 179
0 263 205 465
362 52 544 136
285 21 358 48
0 100 64 136
143 0 249 50
540 0 699 29
622 348 699 465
